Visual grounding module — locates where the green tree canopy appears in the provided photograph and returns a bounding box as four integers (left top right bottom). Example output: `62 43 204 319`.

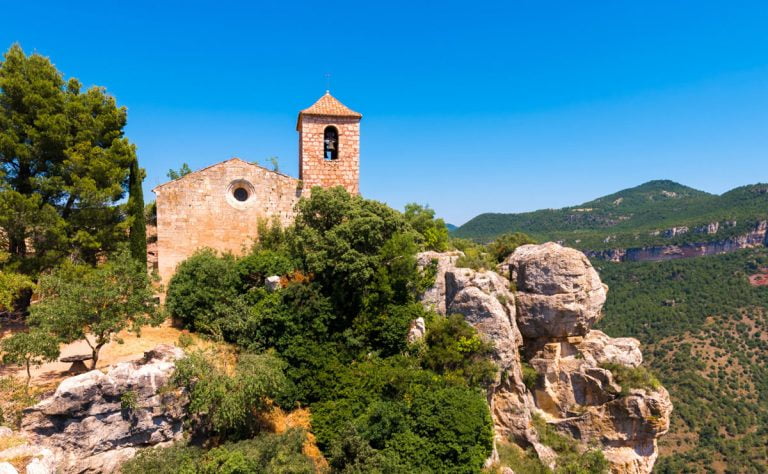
1 329 59 386
403 203 450 251
28 247 162 368
0 44 141 270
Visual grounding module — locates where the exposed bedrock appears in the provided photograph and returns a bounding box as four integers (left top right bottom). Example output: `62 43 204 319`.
419 242 672 474
20 345 188 474
586 220 768 263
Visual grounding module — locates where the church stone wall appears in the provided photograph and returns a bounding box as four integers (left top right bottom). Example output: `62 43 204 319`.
299 115 360 194
154 159 302 286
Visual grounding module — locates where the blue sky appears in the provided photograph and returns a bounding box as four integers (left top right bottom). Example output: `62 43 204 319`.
2 1 767 224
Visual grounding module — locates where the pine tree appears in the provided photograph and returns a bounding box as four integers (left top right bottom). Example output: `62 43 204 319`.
128 158 147 263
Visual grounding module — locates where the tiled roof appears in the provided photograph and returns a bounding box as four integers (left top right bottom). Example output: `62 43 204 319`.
299 92 362 119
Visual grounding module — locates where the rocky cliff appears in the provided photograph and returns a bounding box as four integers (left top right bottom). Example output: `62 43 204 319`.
586 220 768 262
0 345 188 474
419 243 672 473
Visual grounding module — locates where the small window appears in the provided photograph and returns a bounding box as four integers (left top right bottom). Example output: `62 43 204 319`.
233 187 249 202
324 126 339 161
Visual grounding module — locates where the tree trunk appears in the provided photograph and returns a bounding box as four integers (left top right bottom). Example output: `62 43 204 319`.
91 345 102 370
25 361 31 389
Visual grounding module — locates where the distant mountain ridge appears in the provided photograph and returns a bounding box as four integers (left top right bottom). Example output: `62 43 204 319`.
453 180 768 255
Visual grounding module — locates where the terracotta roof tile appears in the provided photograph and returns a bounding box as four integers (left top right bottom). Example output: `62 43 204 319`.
299 92 362 119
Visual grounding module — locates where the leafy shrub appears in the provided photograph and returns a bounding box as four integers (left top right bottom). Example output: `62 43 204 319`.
177 331 194 349
312 356 493 473
166 249 239 331
495 442 549 474
600 363 661 396
234 249 295 292
521 362 539 391
120 390 138 411
422 314 497 387
172 350 290 440
0 376 36 428
403 203 450 251
532 413 609 473
487 232 536 263
452 238 497 271
121 429 314 474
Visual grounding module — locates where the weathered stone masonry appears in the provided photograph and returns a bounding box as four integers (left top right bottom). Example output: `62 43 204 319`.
153 92 362 285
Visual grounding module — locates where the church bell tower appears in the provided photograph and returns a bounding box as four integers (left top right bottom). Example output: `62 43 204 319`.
297 92 361 195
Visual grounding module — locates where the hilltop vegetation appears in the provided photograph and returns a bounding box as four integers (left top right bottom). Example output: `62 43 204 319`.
454 180 768 250
595 248 768 471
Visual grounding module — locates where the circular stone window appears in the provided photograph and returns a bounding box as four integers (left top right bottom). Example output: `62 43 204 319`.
226 179 256 209
233 187 249 202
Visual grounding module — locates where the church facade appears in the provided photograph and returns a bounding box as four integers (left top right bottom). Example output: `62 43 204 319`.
152 92 362 285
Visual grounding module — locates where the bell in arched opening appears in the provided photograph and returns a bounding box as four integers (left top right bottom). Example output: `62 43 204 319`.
323 126 339 161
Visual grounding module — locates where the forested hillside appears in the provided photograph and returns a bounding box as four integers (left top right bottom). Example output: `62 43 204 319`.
595 248 768 472
454 180 768 251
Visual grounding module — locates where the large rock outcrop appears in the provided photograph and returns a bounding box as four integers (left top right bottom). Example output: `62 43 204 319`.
20 345 188 474
503 242 607 339
419 243 672 473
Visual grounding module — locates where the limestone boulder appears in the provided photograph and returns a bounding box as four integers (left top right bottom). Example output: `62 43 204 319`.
417 250 463 315
21 345 188 474
580 330 643 368
503 243 607 339
406 317 426 343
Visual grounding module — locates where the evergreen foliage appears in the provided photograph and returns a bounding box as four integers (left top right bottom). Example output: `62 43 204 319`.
0 329 59 386
127 158 147 263
0 44 139 271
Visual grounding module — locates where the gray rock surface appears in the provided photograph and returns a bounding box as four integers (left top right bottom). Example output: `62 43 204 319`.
503 242 607 339
419 244 671 474
579 329 643 368
21 345 187 474
265 275 282 292
406 317 426 343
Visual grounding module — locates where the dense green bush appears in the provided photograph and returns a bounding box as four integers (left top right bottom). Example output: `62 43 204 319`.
121 429 314 474
403 203 450 251
234 249 295 292
600 363 660 396
487 232 536 263
452 238 497 271
166 249 239 331
312 356 493 473
172 350 290 440
422 314 497 387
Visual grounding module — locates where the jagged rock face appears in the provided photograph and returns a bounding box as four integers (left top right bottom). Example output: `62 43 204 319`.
21 345 188 474
420 244 671 474
503 242 607 339
554 387 672 474
418 252 538 447
417 250 463 315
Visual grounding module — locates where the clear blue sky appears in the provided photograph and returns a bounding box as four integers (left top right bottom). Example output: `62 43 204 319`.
3 1 767 224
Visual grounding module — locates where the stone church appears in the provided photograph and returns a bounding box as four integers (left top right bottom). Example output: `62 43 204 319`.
152 92 362 285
